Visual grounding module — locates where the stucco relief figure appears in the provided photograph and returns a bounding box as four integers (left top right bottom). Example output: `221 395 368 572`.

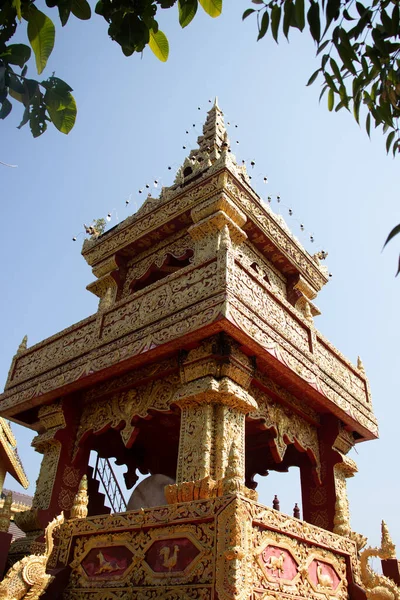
266 552 285 577
126 474 175 510
159 545 180 570
317 562 334 589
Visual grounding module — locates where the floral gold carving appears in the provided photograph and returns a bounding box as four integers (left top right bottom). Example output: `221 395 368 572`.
74 374 179 455
216 498 252 600
249 388 321 481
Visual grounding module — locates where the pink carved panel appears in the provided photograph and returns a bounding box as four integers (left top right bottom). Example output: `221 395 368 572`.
260 545 298 581
308 559 341 591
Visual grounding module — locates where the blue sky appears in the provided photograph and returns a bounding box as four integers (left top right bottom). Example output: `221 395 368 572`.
1 1 399 549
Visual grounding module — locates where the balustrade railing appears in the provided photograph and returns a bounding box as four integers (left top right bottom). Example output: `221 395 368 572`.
94 455 127 513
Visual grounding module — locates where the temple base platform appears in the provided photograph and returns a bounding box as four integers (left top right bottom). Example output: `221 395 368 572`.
51 494 362 600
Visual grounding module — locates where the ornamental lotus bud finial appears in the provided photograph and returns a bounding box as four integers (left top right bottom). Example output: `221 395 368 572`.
71 475 88 520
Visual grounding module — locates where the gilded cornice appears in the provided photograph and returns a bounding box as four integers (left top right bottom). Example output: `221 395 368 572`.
0 256 376 439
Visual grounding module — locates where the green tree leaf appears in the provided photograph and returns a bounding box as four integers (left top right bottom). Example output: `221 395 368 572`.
366 112 371 138
0 44 31 67
283 0 294 38
46 89 77 133
257 10 269 40
271 5 281 42
243 8 256 20
0 98 12 119
71 0 91 21
26 6 56 74
317 39 330 54
149 29 169 61
13 0 22 21
328 88 334 110
386 130 395 154
383 223 400 248
307 1 321 42
329 57 342 82
179 0 198 27
198 0 222 18
307 68 320 86
295 0 305 31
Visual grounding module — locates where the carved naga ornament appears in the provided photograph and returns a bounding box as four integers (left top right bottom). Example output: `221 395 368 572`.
359 521 400 600
0 512 64 600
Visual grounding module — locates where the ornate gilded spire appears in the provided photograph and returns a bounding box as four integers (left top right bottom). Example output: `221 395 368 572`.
195 100 230 160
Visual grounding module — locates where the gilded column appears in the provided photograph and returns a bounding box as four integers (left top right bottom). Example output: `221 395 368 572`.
300 415 347 532
166 335 258 503
332 428 358 539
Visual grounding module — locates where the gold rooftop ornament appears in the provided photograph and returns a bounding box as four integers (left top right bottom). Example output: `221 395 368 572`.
70 475 88 520
0 100 396 600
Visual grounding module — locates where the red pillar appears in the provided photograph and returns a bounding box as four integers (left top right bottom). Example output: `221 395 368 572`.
300 415 341 531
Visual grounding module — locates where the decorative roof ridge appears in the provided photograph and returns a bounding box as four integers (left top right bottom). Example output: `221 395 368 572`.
0 417 16 447
0 419 29 489
7 312 98 363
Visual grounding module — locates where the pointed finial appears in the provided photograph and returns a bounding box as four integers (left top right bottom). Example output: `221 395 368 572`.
0 491 12 532
381 520 396 559
17 335 28 355
293 503 301 519
273 495 280 511
214 96 219 108
357 356 366 375
71 475 88 519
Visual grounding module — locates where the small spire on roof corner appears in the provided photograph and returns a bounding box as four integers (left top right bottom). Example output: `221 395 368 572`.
17 335 28 355
357 356 366 375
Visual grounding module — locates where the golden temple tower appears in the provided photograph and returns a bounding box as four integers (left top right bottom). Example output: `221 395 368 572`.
0 100 395 600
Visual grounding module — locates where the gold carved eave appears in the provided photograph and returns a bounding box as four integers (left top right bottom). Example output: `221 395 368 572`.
0 267 375 440
221 312 377 441
0 302 227 424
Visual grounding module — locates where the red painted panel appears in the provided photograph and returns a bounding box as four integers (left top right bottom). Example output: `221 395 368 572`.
81 546 133 579
145 537 200 573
